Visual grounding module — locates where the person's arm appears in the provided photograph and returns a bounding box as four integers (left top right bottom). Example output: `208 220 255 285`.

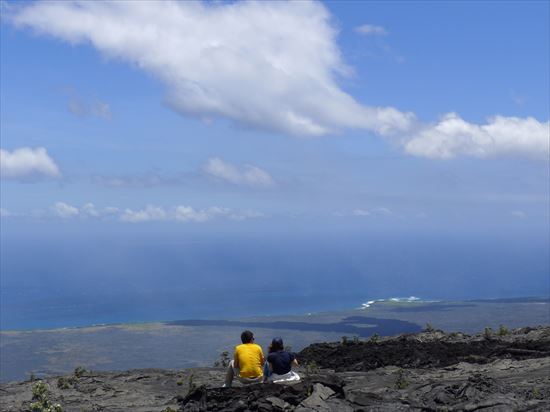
291 352 299 368
233 350 240 369
259 346 265 366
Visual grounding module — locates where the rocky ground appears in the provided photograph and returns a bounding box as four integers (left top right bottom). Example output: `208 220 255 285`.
1 326 549 411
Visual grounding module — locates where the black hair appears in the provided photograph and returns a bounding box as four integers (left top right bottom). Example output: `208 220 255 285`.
271 337 284 352
241 330 254 344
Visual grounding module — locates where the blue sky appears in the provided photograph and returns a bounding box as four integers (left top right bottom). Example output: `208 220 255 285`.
1 0 548 233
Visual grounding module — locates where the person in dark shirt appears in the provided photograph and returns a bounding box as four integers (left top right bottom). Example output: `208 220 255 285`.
266 337 300 383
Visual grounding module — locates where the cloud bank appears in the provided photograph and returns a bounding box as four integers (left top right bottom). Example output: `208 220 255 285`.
0 147 61 179
10 1 549 160
39 202 264 223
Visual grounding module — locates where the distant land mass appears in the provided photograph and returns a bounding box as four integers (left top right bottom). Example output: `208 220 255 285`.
1 296 548 383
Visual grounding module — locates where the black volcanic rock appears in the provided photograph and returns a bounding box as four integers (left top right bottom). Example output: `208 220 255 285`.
1 326 549 411
298 326 550 372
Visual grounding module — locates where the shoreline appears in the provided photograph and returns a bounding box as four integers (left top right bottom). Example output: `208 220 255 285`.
1 295 548 334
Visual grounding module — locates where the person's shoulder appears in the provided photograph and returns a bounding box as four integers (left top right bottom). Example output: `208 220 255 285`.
253 343 263 351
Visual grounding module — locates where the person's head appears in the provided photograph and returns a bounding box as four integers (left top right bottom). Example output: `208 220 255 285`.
241 330 254 344
270 337 284 352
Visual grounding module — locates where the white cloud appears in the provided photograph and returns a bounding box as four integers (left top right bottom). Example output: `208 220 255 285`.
120 205 168 223
11 0 414 138
355 24 388 36
352 209 371 216
0 208 12 217
10 1 548 161
203 158 274 187
1 147 61 179
404 114 550 160
51 202 79 218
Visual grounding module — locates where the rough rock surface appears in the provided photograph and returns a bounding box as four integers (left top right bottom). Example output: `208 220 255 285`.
1 327 549 411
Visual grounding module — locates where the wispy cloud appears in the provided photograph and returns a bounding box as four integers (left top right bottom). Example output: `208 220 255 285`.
203 158 274 187
355 24 388 36
335 207 394 217
65 88 112 120
92 174 183 188
0 147 61 180
510 210 527 219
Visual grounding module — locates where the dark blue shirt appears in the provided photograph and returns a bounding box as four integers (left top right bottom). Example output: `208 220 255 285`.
267 351 295 375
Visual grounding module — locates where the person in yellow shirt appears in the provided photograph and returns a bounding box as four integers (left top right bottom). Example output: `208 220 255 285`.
223 330 265 387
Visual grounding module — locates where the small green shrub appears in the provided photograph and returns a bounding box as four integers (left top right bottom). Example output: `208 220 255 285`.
425 323 435 332
73 366 87 378
188 373 197 393
484 327 493 339
29 382 63 412
304 360 320 378
497 325 509 336
394 369 409 390
369 333 380 344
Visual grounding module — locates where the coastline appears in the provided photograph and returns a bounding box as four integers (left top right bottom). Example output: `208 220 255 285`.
1 296 549 383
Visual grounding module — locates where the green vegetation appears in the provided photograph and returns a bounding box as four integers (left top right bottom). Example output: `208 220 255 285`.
73 366 87 378
497 325 510 336
304 360 320 378
394 368 409 390
369 333 380 343
57 366 88 390
484 327 493 339
425 323 435 332
29 382 63 412
213 351 231 368
161 408 177 412
187 373 197 393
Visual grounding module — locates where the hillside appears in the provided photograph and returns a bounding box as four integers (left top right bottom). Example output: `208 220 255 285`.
1 326 549 411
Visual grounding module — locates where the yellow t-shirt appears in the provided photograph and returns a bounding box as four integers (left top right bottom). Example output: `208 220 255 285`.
234 343 264 378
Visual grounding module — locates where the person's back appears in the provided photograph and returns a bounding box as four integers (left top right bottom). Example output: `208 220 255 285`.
267 350 295 375
235 342 264 378
223 330 264 387
266 337 300 384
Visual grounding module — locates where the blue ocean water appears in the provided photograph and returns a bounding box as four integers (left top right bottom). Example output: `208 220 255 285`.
1 227 548 330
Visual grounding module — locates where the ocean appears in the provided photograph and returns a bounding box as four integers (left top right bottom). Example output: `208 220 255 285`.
1 228 548 330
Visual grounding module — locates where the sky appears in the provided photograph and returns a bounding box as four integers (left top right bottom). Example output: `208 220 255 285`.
0 1 548 250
